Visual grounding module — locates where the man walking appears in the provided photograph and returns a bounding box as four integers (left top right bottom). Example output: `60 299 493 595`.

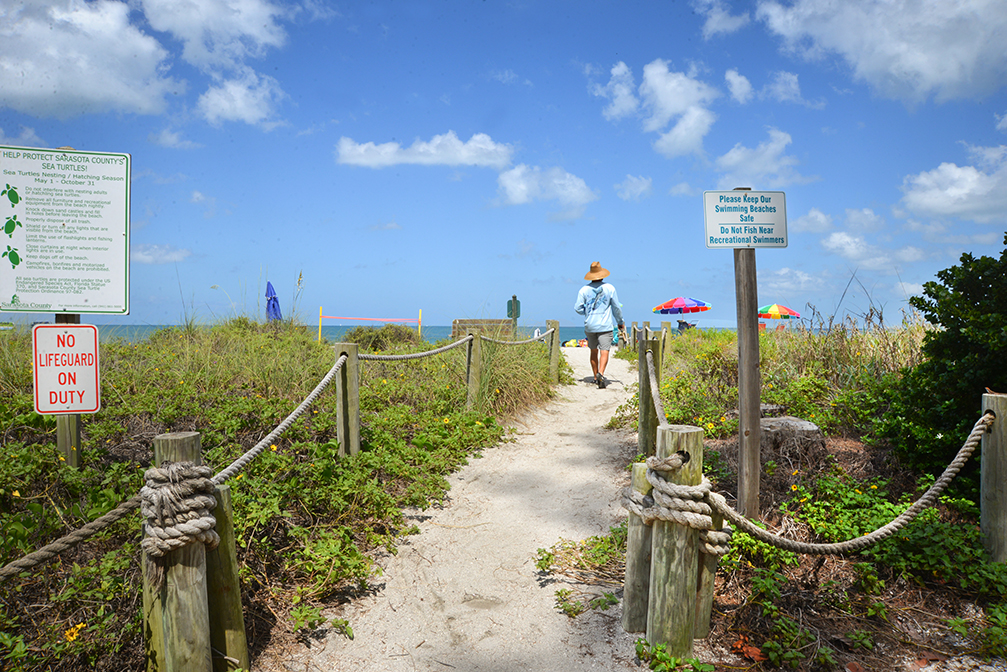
574 261 626 389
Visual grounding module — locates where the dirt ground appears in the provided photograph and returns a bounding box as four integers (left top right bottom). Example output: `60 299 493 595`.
256 346 1007 672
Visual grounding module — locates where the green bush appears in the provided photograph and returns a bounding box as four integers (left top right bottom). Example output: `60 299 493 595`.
877 233 1007 484
342 324 420 352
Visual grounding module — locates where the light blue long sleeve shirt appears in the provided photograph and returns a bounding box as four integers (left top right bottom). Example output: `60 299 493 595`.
574 281 624 334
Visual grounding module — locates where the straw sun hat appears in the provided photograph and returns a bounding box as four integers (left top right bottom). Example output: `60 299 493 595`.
584 261 610 281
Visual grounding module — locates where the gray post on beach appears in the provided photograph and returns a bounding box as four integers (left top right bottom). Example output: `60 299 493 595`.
637 338 662 456
647 425 703 656
206 485 249 672
642 320 651 342
547 320 560 383
735 244 761 517
54 313 83 468
981 393 1007 562
630 322 638 350
143 431 212 672
466 330 482 409
661 321 672 356
333 343 361 457
622 462 653 633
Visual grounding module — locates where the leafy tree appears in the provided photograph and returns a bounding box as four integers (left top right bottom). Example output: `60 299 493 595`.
878 233 1007 485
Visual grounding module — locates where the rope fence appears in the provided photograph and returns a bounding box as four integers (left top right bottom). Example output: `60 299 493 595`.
0 323 564 581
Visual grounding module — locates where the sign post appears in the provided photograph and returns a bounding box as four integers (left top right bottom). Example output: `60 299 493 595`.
33 323 100 467
507 294 520 339
703 189 787 516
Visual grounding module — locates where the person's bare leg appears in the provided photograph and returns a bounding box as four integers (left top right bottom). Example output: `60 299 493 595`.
589 348 600 379
598 349 610 377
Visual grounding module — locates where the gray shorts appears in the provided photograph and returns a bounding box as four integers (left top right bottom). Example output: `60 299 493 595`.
586 330 613 351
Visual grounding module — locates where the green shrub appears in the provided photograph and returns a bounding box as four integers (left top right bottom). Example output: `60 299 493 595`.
342 324 420 351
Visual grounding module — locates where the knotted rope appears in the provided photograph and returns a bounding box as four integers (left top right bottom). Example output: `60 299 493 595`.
622 411 996 558
141 462 220 590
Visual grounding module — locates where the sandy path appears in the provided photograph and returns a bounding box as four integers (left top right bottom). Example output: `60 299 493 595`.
267 346 643 671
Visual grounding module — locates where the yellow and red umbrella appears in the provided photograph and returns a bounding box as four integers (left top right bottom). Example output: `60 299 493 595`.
758 304 800 319
653 297 712 314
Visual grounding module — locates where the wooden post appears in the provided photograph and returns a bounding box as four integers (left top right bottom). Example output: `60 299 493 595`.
630 322 638 350
510 294 518 339
647 425 703 657
735 246 761 516
206 485 249 671
622 463 653 633
546 320 560 383
694 506 723 639
661 321 672 358
54 313 82 468
642 321 651 342
333 343 360 457
466 330 482 409
144 431 212 672
982 393 1007 562
637 338 662 456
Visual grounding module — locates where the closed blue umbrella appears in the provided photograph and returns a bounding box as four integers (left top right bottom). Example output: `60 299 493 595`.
266 281 282 321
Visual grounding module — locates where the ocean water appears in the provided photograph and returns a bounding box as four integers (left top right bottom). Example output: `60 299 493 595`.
46 323 596 345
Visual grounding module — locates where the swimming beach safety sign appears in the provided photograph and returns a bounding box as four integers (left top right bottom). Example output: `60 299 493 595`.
0 145 130 315
32 324 100 415
703 191 787 249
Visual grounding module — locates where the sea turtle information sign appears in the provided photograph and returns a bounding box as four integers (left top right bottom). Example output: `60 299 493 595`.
703 190 787 249
0 146 130 314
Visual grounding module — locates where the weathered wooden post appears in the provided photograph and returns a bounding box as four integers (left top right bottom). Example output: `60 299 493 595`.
660 321 672 357
647 425 703 657
622 462 653 632
630 321 638 350
143 431 212 672
54 313 83 468
735 244 761 516
333 343 360 457
642 320 652 342
982 393 1007 562
637 338 662 456
546 320 560 383
694 506 723 639
466 330 482 409
206 485 249 671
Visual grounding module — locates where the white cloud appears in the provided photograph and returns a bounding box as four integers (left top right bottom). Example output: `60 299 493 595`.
821 231 919 272
615 175 653 201
900 144 1007 223
998 112 1007 132
496 164 598 219
140 0 287 72
149 128 201 149
793 207 832 232
693 0 750 39
131 244 192 264
714 128 814 189
757 0 1007 102
490 69 518 85
759 267 817 294
368 221 401 231
336 131 514 170
725 69 753 104
0 0 178 118
762 71 825 108
897 281 925 299
640 60 720 157
590 62 639 121
845 207 885 231
669 182 696 196
198 68 285 127
0 126 46 148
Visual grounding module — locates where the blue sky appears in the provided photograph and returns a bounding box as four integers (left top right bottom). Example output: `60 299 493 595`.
2 0 1006 329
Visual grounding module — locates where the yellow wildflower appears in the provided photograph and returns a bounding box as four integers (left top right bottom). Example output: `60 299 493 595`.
791 484 798 491
270 444 277 452
65 623 85 642
792 469 799 476
871 484 877 489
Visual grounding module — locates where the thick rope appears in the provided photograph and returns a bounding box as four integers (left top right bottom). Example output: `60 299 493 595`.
0 354 349 582
622 412 995 558
141 462 220 590
359 335 473 361
645 349 669 428
707 411 995 555
480 328 555 345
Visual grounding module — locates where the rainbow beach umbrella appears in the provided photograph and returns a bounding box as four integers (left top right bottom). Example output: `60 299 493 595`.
653 297 712 314
758 304 801 319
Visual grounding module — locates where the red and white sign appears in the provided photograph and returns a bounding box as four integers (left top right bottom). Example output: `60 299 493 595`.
32 324 101 414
